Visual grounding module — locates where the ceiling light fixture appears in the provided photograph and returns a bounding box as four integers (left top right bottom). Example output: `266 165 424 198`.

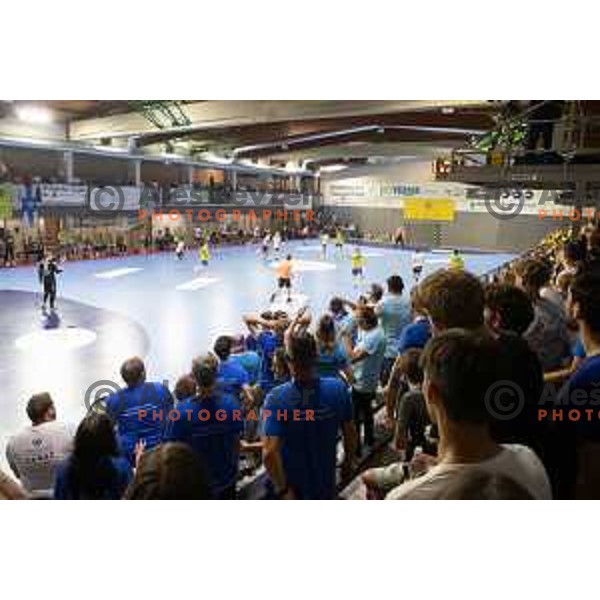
15 104 53 124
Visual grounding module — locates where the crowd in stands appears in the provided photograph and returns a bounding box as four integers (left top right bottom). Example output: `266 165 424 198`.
4 221 600 499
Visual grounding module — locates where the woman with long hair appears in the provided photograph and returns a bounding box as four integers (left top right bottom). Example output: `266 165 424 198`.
315 314 353 383
54 413 132 500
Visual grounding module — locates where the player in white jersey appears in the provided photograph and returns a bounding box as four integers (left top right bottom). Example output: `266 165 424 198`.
273 231 282 257
262 233 271 260
175 238 185 260
320 231 329 259
412 249 424 282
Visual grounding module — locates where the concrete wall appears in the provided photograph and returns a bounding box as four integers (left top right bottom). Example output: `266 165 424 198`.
326 205 566 252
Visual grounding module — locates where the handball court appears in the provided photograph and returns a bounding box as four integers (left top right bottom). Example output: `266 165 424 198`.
0 241 515 467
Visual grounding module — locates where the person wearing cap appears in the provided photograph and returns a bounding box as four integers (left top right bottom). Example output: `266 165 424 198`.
164 353 244 499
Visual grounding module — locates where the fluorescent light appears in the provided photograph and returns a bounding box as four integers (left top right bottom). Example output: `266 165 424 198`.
15 104 53 124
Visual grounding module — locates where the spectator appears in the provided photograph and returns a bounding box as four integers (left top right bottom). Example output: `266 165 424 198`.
124 442 210 500
390 349 430 460
396 287 432 354
229 336 261 385
514 258 572 372
262 332 357 499
213 335 254 406
329 296 355 339
315 314 352 381
174 374 196 402
483 283 546 454
54 413 133 500
386 330 552 500
555 268 600 498
6 393 73 498
164 353 244 499
343 306 386 450
374 275 410 384
105 357 173 465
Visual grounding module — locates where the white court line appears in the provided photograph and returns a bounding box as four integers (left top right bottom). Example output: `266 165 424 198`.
269 259 336 272
94 267 143 279
176 276 220 291
425 258 452 264
360 251 385 258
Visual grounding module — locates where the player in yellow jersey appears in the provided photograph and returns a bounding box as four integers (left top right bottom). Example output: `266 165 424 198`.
199 240 210 267
351 246 365 287
448 249 464 270
335 228 345 258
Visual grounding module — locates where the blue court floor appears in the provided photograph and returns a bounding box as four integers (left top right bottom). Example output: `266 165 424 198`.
0 241 515 467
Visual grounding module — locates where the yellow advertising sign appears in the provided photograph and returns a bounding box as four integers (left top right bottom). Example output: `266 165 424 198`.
403 197 455 221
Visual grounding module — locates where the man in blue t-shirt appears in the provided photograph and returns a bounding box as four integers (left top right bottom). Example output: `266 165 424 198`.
105 357 173 465
164 354 244 498
375 275 411 384
343 306 386 450
213 336 254 406
554 269 600 498
263 332 357 499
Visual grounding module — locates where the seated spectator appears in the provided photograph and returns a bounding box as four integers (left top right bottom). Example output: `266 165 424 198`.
262 332 357 499
514 258 572 372
555 268 600 498
375 275 411 384
343 306 386 451
315 314 352 381
213 335 254 406
105 357 173 465
54 413 133 500
124 442 210 500
386 330 552 500
6 393 73 498
164 354 244 499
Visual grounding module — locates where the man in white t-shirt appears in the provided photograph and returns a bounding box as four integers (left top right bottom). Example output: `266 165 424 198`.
6 393 73 498
385 330 551 500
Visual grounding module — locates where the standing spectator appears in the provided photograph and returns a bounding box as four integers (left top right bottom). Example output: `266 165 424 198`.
124 442 210 500
343 306 386 451
396 287 432 354
105 357 173 465
483 283 546 455
375 275 410 384
555 268 600 498
386 330 552 500
315 314 352 381
514 258 572 372
164 354 244 499
213 336 254 406
6 393 73 498
262 332 357 499
54 413 133 500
